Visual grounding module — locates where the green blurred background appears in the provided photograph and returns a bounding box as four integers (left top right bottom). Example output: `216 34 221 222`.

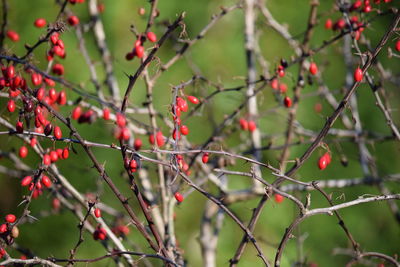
0 0 399 266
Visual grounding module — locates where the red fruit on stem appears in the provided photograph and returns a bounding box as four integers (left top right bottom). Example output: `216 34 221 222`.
284 96 292 108
21 176 33 187
135 45 144 58
271 78 279 90
146 31 157 42
180 125 189 135
57 90 67 105
50 33 59 45
156 131 165 147
34 18 47 28
44 123 53 136
202 153 209 164
72 106 82 120
274 194 284 203
68 15 80 26
19 146 28 158
119 127 130 140
43 154 51 165
6 30 19 42
54 126 62 139
0 224 7 233
116 113 126 127
62 147 69 159
239 119 249 131
309 62 318 75
52 63 64 75
354 67 363 82
176 97 188 112
50 150 58 162
325 18 332 30
279 83 287 93
395 40 400 52
134 138 142 150
149 134 155 145
187 95 199 104
41 175 52 188
30 137 37 147
102 108 110 120
318 153 331 170
94 208 101 218
5 214 16 223
248 120 256 132
174 192 184 203
16 121 24 133
173 129 181 140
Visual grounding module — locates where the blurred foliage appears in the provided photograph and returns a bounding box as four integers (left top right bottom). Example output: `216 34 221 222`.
0 0 399 266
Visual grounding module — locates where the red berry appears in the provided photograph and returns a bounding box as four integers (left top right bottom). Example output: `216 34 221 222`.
44 123 53 136
68 15 80 26
57 90 67 105
36 87 45 101
363 5 372 13
279 83 287 94
16 121 24 133
19 146 28 158
318 153 331 170
395 40 400 52
202 153 209 164
50 33 59 45
174 192 184 203
72 106 82 120
5 214 16 223
54 126 62 139
149 134 155 145
248 120 257 132
354 67 363 82
30 137 37 147
187 95 199 104
116 113 126 127
176 97 188 112
274 194 284 203
180 125 189 135
129 159 137 169
284 96 292 108
0 224 7 233
146 31 157 43
41 175 52 188
43 154 51 165
56 148 63 158
31 72 43 86
239 119 248 131
50 150 58 162
173 129 181 140
156 131 165 147
94 208 101 218
134 138 142 150
309 62 318 75
119 127 130 140
52 198 61 211
6 30 19 42
314 103 322 113
62 147 69 159
135 45 144 58
52 63 64 75
34 18 47 28
103 108 110 120
21 176 33 187
271 78 279 90
325 19 332 30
